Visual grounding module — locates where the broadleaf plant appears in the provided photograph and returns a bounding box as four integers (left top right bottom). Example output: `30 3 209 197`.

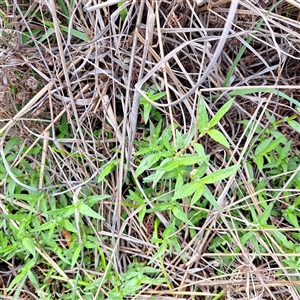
131 95 240 265
197 96 234 148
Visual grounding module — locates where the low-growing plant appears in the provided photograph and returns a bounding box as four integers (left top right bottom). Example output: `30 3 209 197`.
107 262 166 300
128 96 240 263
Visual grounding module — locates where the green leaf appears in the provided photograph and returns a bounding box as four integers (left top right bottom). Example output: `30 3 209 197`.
200 164 240 184
108 289 123 300
261 135 284 155
63 219 77 233
258 202 274 226
207 129 230 148
172 204 193 226
8 271 28 292
283 206 300 228
208 98 234 128
140 88 165 124
77 203 105 220
172 180 199 200
141 101 151 124
198 97 209 134
97 161 117 183
287 211 300 228
86 195 110 205
22 237 36 257
53 246 71 265
155 160 179 172
147 91 166 101
162 223 176 239
148 242 168 264
71 245 81 268
176 130 184 150
229 88 300 108
193 143 206 157
255 155 264 172
4 137 21 154
283 259 300 270
271 230 293 249
176 155 210 165
135 153 162 178
49 205 75 218
27 271 40 291
288 120 300 133
57 0 70 21
193 163 207 179
148 202 171 212
127 190 144 204
83 240 98 249
191 183 204 205
38 27 55 43
156 155 208 172
141 91 166 103
30 222 56 232
240 231 254 246
21 159 36 176
143 169 165 188
203 185 219 211
22 29 41 43
39 19 89 42
57 115 68 134
178 128 195 149
7 258 36 291
142 277 166 284
161 125 174 141
175 173 184 195
12 194 39 202
169 236 186 261
278 140 292 161
59 24 89 42
155 156 173 167
295 196 300 207
138 206 147 227
154 119 162 136
255 136 273 156
142 266 162 274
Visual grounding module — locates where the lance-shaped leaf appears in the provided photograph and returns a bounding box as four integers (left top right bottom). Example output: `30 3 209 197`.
208 98 234 128
156 155 208 172
172 203 194 226
191 183 204 205
198 97 209 134
254 137 273 156
288 120 300 133
203 185 219 211
172 180 200 200
135 153 162 178
200 164 240 184
207 129 230 149
78 203 105 220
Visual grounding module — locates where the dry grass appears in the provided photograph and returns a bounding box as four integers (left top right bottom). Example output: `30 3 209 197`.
1 0 300 299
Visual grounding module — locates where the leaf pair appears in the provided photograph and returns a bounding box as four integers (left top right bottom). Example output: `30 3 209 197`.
172 164 240 209
198 97 234 148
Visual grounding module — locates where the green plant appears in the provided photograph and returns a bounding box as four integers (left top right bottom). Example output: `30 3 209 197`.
232 109 300 273
107 262 166 300
118 2 127 22
140 84 166 124
0 135 113 298
38 18 89 43
129 96 240 263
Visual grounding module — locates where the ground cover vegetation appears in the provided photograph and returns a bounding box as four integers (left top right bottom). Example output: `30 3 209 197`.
0 0 300 299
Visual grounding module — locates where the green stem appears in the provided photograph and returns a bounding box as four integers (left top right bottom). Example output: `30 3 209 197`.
154 218 172 290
